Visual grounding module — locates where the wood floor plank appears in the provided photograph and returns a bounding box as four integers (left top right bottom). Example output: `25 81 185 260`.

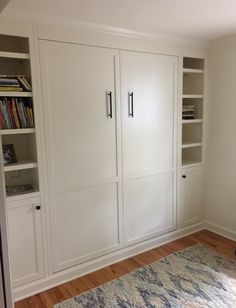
15 230 236 308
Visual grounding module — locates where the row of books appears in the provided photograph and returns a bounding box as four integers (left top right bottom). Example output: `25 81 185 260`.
182 105 195 120
6 184 35 197
0 76 32 92
0 98 34 129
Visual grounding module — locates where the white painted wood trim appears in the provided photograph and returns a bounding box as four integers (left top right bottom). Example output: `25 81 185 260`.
3 8 209 49
30 23 51 280
0 135 14 307
205 221 236 242
0 128 35 135
183 68 204 74
0 51 30 59
4 161 37 172
0 91 32 97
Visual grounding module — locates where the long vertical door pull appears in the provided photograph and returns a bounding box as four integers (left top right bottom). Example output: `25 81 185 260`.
128 92 134 117
107 91 113 118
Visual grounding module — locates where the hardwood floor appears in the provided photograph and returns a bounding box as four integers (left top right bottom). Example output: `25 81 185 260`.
15 230 236 308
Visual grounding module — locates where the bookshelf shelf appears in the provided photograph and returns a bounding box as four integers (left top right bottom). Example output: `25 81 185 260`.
0 51 30 60
183 68 204 74
182 119 202 124
6 191 40 202
182 160 203 168
4 160 37 172
0 91 32 97
1 128 35 135
182 142 202 149
182 94 203 99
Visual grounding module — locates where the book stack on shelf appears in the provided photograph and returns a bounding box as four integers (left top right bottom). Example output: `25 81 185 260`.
0 98 34 129
182 105 195 120
0 76 32 92
6 184 35 197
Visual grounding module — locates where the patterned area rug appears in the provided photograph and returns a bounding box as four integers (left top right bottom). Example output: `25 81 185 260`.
54 244 236 307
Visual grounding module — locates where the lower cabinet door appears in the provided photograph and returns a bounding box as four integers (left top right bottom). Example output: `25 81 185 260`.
51 183 121 272
181 166 203 227
124 172 175 245
7 197 44 287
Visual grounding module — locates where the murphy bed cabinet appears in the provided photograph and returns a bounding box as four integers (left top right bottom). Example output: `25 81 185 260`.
39 41 177 271
0 28 206 300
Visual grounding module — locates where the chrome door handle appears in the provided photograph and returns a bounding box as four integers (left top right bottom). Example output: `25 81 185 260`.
128 92 134 117
107 91 113 118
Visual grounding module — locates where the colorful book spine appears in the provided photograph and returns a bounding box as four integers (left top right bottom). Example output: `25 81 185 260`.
12 99 20 129
0 97 34 130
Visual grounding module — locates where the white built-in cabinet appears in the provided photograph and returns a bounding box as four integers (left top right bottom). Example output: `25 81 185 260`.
39 41 177 272
180 57 205 227
7 197 44 287
0 33 43 289
0 25 206 298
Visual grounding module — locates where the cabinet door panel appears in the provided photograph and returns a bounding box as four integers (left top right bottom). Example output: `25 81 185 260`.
53 183 119 270
40 41 118 191
39 41 122 271
124 173 175 244
7 198 44 287
121 51 176 176
181 166 202 226
121 51 177 244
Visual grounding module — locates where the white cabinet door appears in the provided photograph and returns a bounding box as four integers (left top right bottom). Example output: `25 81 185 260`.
7 197 44 287
39 41 122 271
181 166 203 226
125 173 174 244
54 183 119 269
121 51 177 244
40 41 119 189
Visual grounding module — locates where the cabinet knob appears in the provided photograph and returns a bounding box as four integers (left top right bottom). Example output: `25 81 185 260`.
35 205 41 210
182 175 187 178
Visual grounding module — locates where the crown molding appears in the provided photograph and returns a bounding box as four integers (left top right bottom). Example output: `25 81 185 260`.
2 8 209 48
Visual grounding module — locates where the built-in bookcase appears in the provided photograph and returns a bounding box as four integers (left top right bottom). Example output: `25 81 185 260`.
0 34 39 199
181 57 204 166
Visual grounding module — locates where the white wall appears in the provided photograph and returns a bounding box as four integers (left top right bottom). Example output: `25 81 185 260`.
206 36 236 238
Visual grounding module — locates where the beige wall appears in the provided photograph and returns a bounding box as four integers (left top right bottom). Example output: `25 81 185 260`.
0 0 9 12
206 36 236 236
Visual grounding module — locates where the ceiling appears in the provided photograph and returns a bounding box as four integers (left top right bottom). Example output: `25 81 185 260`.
4 0 236 41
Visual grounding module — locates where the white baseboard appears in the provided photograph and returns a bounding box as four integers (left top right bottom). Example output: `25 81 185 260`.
13 222 205 301
205 221 236 242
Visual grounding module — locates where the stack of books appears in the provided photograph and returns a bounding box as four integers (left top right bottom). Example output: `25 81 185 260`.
0 98 34 129
6 184 35 197
182 105 195 120
0 76 32 92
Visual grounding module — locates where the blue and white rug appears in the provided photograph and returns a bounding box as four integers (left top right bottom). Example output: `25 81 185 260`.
54 244 236 307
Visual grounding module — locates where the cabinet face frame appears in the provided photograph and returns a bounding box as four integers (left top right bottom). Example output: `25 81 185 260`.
38 40 123 272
